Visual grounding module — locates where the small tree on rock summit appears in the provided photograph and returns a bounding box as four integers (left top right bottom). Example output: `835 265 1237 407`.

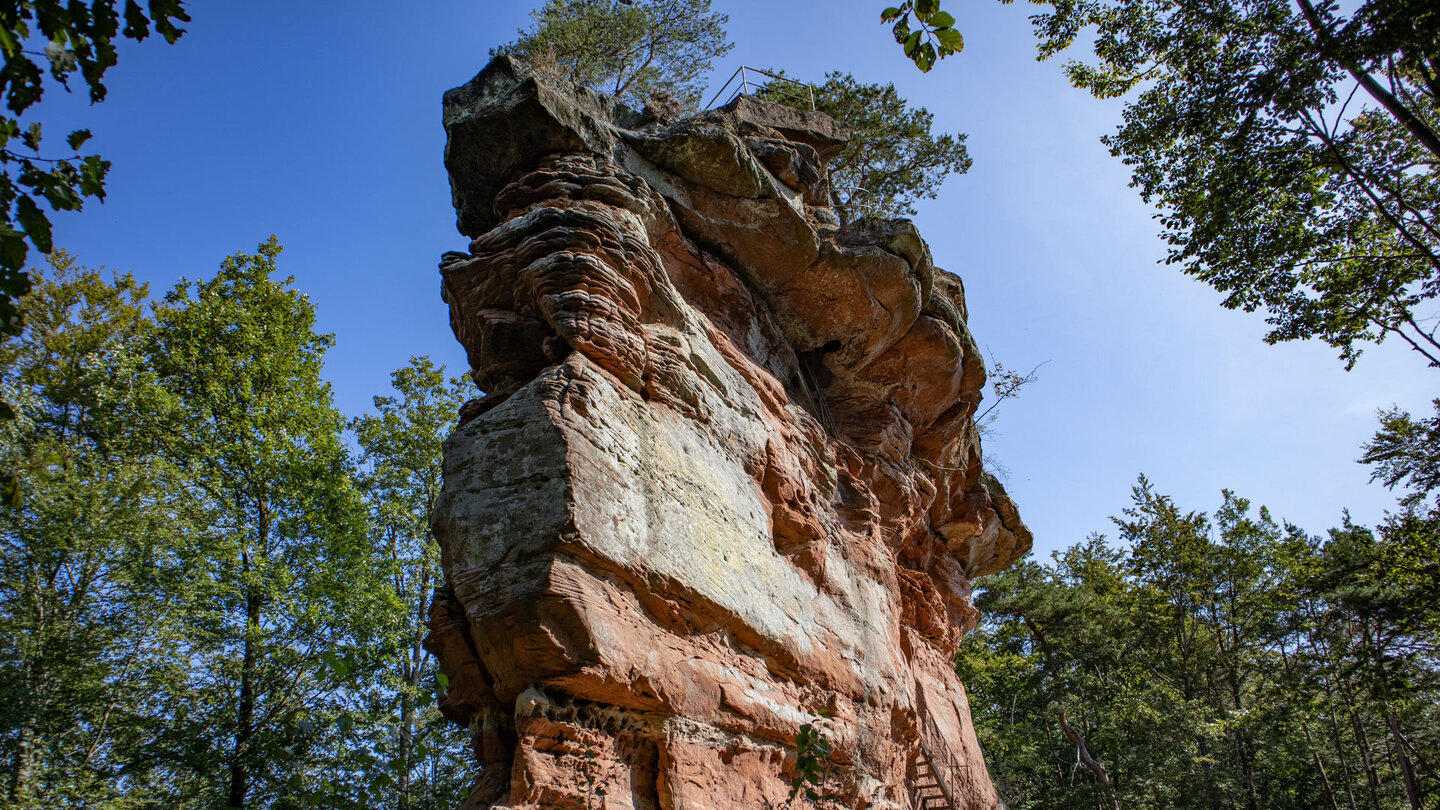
764 72 972 223
496 0 733 110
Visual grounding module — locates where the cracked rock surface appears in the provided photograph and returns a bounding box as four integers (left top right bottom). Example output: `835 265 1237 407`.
427 56 1031 810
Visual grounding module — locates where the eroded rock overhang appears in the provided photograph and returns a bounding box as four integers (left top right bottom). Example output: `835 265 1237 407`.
426 55 1032 810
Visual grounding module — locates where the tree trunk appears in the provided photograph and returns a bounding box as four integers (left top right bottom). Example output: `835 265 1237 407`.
398 688 415 810
396 544 436 809
1057 707 1121 810
1301 720 1344 810
1348 705 1382 810
11 599 50 804
829 186 849 227
1228 660 1259 810
1386 713 1422 810
228 589 262 808
1323 699 1363 810
1307 637 1362 810
11 723 36 803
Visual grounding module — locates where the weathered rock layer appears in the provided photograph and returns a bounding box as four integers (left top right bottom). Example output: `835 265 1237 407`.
427 56 1031 810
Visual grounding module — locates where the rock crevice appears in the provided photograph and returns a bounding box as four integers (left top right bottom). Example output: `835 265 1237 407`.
427 55 1031 810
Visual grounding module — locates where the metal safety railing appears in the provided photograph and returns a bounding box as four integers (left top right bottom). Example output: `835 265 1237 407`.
705 65 816 111
796 351 838 438
832 186 885 222
914 738 970 810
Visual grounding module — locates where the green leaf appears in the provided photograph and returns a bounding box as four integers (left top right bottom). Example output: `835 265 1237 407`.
67 128 92 150
322 649 351 679
150 0 191 44
904 30 922 57
915 0 941 16
123 0 151 40
936 27 963 51
22 123 41 151
0 228 29 272
881 6 903 21
917 42 937 71
16 196 53 254
436 671 449 690
930 11 955 27
1 473 19 509
79 155 110 198
892 18 911 43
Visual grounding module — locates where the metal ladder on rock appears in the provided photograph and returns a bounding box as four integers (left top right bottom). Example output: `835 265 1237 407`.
913 740 960 810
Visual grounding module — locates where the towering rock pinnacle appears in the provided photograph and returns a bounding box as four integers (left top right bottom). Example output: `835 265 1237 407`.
426 56 1031 810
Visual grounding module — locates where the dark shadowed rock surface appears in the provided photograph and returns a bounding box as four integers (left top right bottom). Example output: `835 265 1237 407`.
426 55 1031 810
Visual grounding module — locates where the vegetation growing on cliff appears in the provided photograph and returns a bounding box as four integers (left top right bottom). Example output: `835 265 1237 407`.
497 3 970 224
763 71 973 222
496 0 733 108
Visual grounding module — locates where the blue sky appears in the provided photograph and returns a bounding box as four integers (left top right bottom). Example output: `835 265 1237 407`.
34 0 1431 559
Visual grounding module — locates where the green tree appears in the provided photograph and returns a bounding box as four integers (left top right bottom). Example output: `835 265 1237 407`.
961 481 1440 810
764 72 972 223
0 251 191 806
0 1 189 332
1362 400 1440 513
146 238 389 809
960 541 1148 810
1305 515 1440 810
351 357 472 810
498 0 732 109
1020 0 1440 370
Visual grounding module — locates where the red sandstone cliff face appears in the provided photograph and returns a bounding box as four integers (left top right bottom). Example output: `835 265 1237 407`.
426 56 1032 810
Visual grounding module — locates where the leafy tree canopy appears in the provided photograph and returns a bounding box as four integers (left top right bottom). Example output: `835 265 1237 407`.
765 72 972 223
0 249 478 808
0 0 188 334
497 0 732 109
0 252 188 806
351 357 473 810
1018 0 1440 370
1363 398 1440 514
147 237 389 809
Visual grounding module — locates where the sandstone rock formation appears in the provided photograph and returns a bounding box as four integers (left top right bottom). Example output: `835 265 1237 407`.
426 56 1032 810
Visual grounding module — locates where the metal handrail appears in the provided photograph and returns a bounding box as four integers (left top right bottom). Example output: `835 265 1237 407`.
797 353 838 438
916 739 963 810
833 186 884 221
705 65 816 111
